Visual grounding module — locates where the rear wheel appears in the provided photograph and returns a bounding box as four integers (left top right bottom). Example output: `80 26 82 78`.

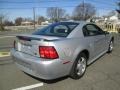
70 53 87 79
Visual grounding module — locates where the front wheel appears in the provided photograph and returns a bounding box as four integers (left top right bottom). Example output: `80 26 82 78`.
70 53 87 79
107 40 114 53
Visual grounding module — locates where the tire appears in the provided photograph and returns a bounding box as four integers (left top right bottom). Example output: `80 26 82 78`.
107 40 114 53
70 53 87 79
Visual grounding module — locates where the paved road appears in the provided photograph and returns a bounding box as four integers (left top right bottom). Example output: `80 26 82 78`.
0 33 120 90
0 30 35 52
0 29 35 36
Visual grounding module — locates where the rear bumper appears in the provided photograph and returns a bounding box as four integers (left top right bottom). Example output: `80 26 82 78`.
10 49 71 80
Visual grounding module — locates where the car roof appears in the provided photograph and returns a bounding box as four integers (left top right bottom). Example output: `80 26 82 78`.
60 21 89 25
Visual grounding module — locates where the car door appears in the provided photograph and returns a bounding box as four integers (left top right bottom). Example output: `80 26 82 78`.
83 24 106 58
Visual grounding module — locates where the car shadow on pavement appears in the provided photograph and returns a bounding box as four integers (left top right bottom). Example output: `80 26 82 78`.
23 72 69 84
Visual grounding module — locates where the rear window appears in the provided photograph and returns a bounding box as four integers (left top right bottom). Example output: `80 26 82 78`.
32 22 79 37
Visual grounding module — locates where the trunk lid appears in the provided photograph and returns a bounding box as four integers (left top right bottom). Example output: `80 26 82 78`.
15 34 63 57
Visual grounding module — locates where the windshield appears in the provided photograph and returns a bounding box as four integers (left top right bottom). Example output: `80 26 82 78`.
33 22 79 37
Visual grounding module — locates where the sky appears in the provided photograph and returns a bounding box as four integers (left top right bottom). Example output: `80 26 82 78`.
0 0 119 22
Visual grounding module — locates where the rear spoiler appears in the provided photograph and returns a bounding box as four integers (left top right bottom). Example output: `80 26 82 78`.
17 36 40 41
16 35 58 42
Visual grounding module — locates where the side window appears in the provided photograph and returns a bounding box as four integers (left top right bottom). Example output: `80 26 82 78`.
83 25 89 36
83 24 104 36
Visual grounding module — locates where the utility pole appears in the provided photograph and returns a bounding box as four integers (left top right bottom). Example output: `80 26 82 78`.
57 7 59 22
83 0 85 21
33 7 36 30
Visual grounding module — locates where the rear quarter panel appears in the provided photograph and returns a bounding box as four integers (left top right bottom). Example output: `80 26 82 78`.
48 37 92 64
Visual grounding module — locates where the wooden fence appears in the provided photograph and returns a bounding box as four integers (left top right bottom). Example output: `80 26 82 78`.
96 22 120 33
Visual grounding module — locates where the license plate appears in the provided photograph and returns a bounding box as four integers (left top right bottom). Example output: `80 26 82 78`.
19 40 32 47
19 41 32 52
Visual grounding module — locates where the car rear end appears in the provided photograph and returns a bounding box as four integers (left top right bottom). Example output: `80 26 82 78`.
11 35 68 79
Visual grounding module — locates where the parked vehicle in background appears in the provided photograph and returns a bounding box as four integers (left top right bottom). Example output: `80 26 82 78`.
11 21 114 80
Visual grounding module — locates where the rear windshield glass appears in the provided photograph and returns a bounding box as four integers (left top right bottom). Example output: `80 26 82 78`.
32 22 79 37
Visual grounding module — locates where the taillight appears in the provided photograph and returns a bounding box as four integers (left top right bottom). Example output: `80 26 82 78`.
14 40 16 49
39 46 59 59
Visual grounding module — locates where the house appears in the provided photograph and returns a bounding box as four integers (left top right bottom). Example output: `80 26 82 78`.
116 10 120 19
109 10 120 21
41 21 50 25
21 21 33 26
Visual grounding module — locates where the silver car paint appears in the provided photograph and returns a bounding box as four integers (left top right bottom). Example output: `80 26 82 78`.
11 21 112 80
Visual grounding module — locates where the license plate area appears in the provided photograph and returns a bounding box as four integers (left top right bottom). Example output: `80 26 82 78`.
18 40 33 54
19 40 32 47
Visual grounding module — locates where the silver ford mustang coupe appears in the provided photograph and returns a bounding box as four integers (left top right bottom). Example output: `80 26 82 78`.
11 21 114 80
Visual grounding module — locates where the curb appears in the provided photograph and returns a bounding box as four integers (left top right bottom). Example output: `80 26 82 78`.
0 52 10 58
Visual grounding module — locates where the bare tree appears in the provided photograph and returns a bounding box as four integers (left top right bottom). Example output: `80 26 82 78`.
116 0 120 19
47 7 66 22
108 11 116 17
64 14 71 20
3 20 14 26
23 17 32 22
117 0 120 9
0 13 7 30
37 16 46 25
72 3 96 21
15 17 23 26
